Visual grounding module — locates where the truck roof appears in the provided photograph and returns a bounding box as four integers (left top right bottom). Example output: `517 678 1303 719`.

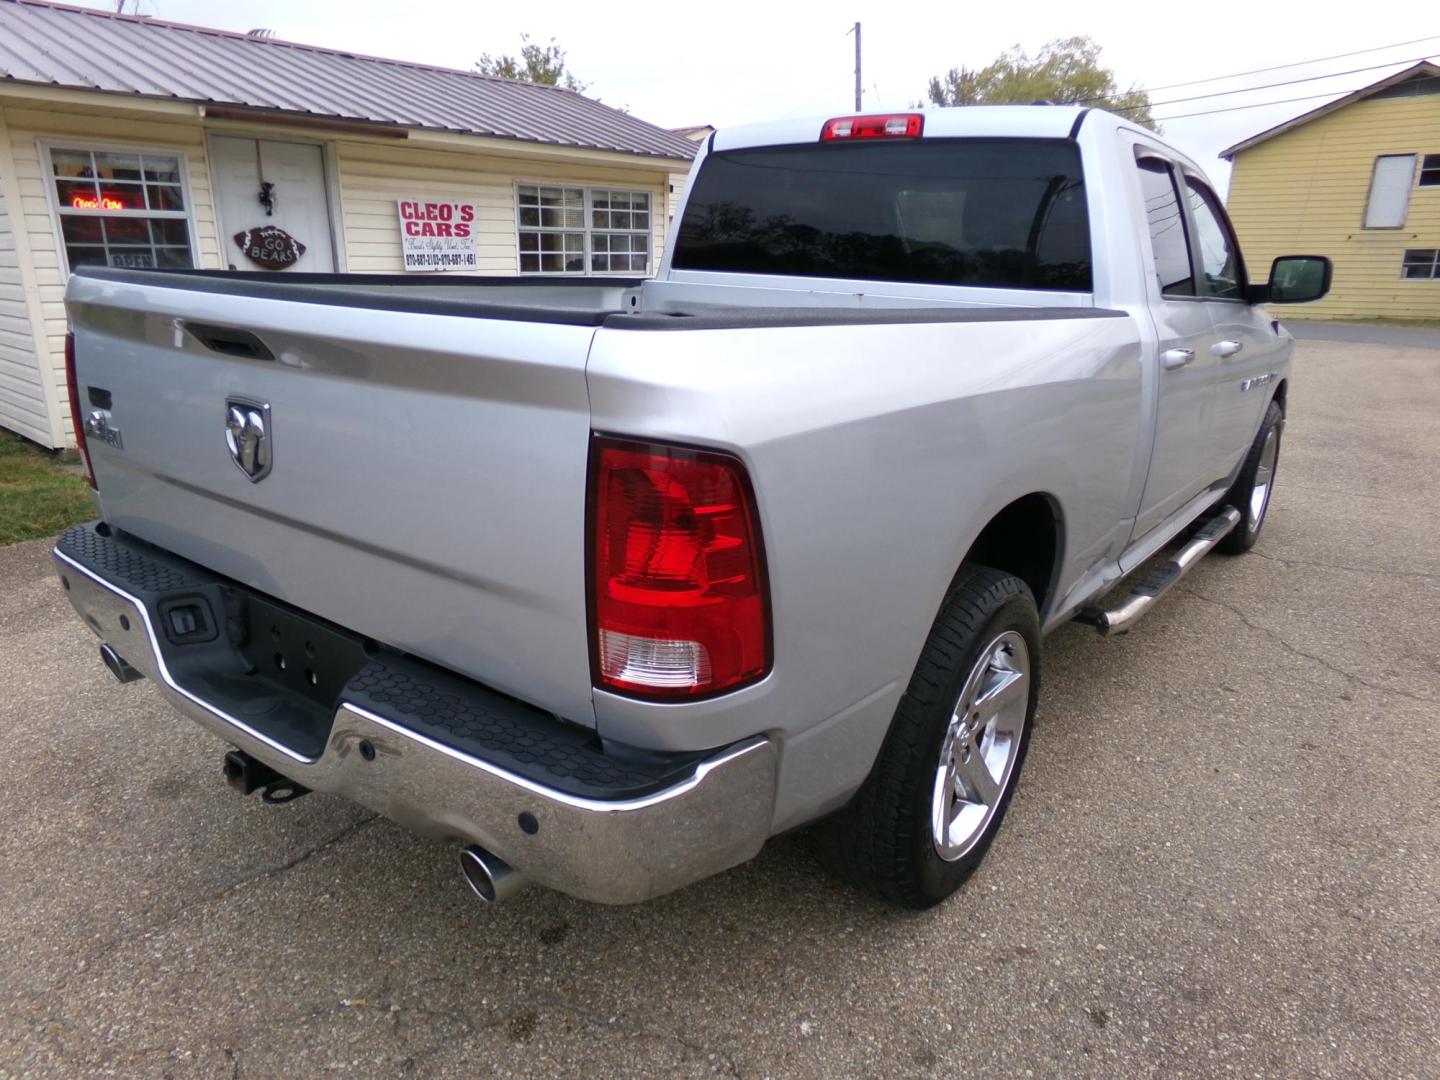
713 105 1087 152
710 105 1204 183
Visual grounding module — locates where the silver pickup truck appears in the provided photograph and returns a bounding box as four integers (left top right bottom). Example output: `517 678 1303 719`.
55 106 1329 909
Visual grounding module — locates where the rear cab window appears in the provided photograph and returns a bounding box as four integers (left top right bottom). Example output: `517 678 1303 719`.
672 139 1092 292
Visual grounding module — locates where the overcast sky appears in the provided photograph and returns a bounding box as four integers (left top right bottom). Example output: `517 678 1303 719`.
80 0 1438 191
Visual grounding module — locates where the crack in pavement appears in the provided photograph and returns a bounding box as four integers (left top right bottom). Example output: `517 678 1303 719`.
1251 549 1440 582
1177 586 1437 706
65 814 380 976
1279 482 1396 503
24 853 746 1077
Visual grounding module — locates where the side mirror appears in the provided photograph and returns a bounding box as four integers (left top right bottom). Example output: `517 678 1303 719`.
1249 255 1332 304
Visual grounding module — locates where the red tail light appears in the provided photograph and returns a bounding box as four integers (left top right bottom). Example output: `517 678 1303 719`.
821 113 924 141
589 436 770 700
64 331 96 489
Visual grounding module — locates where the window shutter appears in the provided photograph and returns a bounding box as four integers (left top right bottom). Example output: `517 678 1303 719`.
1363 154 1417 228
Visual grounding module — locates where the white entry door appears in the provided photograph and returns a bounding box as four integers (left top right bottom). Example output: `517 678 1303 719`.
211 135 336 272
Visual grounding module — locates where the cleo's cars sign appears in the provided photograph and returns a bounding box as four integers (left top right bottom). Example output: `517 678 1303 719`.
397 199 478 272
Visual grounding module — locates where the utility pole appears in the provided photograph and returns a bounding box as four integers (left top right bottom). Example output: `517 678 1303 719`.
853 22 862 110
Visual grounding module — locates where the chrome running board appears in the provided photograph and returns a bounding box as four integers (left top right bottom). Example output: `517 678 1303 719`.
1076 507 1242 636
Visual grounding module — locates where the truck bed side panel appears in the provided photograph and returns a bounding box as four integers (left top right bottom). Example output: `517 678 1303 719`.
586 313 1144 827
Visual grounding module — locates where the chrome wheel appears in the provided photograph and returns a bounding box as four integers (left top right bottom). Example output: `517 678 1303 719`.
930 630 1031 862
1248 426 1279 534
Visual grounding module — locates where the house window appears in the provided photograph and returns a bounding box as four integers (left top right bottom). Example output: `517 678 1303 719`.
516 184 651 274
1363 154 1416 228
517 185 584 273
588 189 651 273
1401 249 1440 279
48 147 195 272
1420 155 1440 187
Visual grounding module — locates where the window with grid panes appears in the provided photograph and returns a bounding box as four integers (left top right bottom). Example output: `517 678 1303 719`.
517 185 585 273
588 189 651 272
1401 249 1440 279
48 147 194 272
516 184 651 274
1420 155 1440 187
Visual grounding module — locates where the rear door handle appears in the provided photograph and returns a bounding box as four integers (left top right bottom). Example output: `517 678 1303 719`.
1161 347 1194 371
1212 339 1244 358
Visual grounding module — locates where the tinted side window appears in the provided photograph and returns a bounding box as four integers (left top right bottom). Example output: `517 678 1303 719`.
673 139 1092 291
1135 157 1193 296
1184 177 1246 299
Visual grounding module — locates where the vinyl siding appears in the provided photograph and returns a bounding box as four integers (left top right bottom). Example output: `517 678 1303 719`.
1226 93 1440 320
0 156 49 445
2 102 222 446
0 94 676 447
667 170 688 230
335 139 669 275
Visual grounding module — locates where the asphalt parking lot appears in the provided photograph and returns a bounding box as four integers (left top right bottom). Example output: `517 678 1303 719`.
2 332 1437 1078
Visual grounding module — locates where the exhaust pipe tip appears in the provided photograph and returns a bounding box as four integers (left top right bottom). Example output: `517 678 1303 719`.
100 643 143 683
459 846 527 905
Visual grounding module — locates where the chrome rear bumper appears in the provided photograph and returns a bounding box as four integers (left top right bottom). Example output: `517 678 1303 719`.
55 541 776 905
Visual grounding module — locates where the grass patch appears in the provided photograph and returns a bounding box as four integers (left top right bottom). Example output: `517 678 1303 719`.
0 432 96 545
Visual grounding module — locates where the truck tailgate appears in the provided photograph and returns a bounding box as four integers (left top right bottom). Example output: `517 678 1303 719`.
67 273 599 726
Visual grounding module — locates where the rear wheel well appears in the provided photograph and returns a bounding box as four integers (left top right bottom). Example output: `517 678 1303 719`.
961 494 1063 615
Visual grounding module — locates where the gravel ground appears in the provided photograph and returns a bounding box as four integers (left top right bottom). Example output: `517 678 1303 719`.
1 337 1437 1078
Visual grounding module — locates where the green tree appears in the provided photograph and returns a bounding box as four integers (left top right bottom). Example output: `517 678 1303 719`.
924 36 1154 129
476 35 587 92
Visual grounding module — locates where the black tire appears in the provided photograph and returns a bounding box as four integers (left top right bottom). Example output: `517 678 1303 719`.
1219 400 1283 555
822 565 1040 909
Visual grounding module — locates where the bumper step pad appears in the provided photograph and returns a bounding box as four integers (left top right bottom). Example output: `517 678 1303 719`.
56 522 696 800
345 657 697 799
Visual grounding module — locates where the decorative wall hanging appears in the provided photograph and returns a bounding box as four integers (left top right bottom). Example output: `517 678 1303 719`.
234 226 306 270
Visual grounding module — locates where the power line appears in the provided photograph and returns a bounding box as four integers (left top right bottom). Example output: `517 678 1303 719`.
1154 92 1340 122
778 72 858 119
1153 88 1366 123
1137 33 1440 95
1111 55 1434 113
781 21 867 119
918 33 1439 117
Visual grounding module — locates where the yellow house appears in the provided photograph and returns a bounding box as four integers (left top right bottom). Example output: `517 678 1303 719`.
1221 61 1439 321
0 0 696 449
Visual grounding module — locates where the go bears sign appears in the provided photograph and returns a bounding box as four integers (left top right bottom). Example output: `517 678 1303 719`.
234 226 306 270
397 199 479 272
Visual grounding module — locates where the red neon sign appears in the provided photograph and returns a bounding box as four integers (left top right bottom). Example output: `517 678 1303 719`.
71 193 126 211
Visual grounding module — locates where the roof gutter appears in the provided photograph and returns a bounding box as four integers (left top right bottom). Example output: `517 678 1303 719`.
0 80 201 117
404 127 695 167
203 105 409 139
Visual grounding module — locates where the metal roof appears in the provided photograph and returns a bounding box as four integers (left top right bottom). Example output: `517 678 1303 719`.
0 0 698 163
1220 61 1440 160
